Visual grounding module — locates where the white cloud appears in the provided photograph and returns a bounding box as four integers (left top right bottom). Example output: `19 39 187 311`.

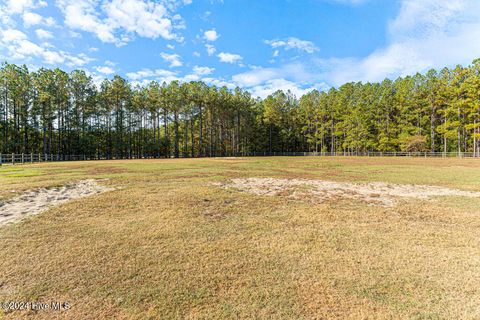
96 66 115 74
57 0 117 44
229 63 328 98
123 63 322 97
320 0 480 85
160 52 182 67
104 0 173 39
248 79 326 99
126 65 219 87
35 28 53 39
21 11 56 28
217 52 242 64
126 68 177 81
182 74 200 82
202 77 236 90
1 29 28 42
0 1 51 26
66 53 93 67
193 66 214 75
233 68 278 87
205 44 216 56
172 13 186 30
265 37 319 54
203 29 219 41
44 17 55 26
232 63 314 87
0 28 93 67
84 70 106 88
56 0 187 45
22 12 42 27
127 68 188 86
3 0 36 14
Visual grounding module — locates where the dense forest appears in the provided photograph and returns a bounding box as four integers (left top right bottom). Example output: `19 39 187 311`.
1 60 480 158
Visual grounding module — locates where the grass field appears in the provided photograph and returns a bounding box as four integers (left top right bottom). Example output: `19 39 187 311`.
1 157 480 319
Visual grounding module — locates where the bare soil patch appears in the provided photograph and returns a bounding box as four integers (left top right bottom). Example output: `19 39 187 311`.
87 166 127 175
219 177 480 206
0 179 114 226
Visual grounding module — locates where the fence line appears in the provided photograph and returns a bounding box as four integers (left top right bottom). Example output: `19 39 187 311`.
0 151 479 165
248 151 480 158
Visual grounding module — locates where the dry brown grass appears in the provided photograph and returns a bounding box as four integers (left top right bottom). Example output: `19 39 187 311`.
1 157 480 319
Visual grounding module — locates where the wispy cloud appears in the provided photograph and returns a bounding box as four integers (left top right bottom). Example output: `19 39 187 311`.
217 52 242 64
265 37 319 54
0 28 93 67
318 0 480 85
126 68 177 81
230 63 328 98
193 66 214 75
160 52 183 67
205 44 216 56
35 28 53 39
96 65 115 75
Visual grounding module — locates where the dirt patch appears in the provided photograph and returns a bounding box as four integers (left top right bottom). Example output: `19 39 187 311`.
218 178 480 206
0 180 114 226
87 166 127 175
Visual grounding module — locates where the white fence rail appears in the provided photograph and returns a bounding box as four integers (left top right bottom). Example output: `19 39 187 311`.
0 153 90 165
0 151 478 165
248 151 480 158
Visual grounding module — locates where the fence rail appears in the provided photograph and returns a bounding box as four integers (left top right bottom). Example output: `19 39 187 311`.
0 153 91 165
248 151 480 158
0 151 479 165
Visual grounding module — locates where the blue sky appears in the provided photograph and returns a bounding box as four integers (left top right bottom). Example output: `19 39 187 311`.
1 0 480 98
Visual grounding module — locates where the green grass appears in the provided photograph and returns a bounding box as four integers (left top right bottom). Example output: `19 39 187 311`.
1 157 480 319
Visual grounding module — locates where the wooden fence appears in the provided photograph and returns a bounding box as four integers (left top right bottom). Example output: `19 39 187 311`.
249 151 480 158
0 153 88 165
0 151 479 165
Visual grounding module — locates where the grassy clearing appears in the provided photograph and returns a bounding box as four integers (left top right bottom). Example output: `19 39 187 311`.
1 157 480 319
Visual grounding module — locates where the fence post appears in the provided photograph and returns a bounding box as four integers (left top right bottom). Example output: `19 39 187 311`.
31 153 33 163
22 153 24 164
12 153 15 165
0 153 2 166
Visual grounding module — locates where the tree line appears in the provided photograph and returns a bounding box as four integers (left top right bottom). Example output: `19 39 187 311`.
1 60 480 158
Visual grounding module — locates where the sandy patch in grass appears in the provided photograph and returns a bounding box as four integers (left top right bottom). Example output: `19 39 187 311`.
0 179 114 226
219 178 480 206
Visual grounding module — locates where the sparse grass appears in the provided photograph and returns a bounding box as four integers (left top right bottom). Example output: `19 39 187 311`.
1 157 480 319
